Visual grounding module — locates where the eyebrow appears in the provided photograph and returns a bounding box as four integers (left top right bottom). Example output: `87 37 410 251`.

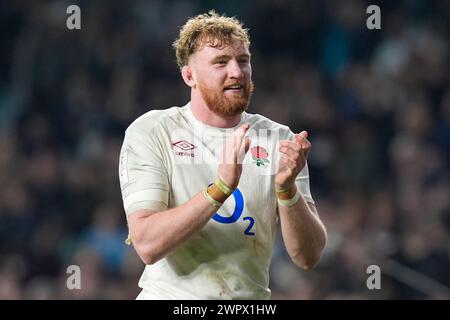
211 53 251 62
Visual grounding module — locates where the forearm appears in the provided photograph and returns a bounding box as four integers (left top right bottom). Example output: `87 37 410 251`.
130 190 221 264
278 187 327 270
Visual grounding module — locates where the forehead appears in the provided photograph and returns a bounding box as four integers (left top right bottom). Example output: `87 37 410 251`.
193 39 250 59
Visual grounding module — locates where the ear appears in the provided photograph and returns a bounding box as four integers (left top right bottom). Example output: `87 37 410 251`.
181 65 196 88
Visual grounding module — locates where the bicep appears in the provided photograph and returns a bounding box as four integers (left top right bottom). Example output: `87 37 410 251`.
126 208 158 245
127 208 158 229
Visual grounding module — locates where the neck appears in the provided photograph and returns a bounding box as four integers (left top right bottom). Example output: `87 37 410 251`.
190 97 242 129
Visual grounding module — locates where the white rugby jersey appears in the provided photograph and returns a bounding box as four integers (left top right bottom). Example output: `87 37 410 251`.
119 102 314 299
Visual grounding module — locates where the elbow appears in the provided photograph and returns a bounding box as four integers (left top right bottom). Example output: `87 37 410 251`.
139 249 162 265
140 252 158 265
290 237 327 271
134 242 163 265
127 210 163 265
128 227 165 265
291 252 321 271
300 255 321 271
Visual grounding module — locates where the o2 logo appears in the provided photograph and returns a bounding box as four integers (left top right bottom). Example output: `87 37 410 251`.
212 188 255 236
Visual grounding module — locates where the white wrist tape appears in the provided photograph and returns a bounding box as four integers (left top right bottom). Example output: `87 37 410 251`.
277 190 301 207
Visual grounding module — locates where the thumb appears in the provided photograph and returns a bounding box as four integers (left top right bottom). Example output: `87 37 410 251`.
244 137 251 154
238 137 251 164
299 131 308 139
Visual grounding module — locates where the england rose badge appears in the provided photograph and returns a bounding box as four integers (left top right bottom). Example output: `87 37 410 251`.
250 146 270 167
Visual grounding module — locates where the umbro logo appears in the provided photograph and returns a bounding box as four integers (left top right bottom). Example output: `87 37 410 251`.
172 140 196 151
172 140 196 157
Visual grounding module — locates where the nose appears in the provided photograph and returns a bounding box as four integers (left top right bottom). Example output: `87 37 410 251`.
228 59 244 79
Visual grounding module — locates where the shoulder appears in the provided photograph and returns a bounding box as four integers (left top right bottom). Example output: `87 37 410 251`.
126 106 183 135
245 112 292 138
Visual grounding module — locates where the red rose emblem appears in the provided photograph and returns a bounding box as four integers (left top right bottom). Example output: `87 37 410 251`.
250 146 270 167
251 146 268 159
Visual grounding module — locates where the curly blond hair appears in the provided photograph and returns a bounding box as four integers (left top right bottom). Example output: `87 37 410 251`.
172 10 250 69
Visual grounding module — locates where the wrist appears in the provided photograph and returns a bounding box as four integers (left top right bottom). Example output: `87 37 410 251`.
218 172 239 190
203 183 230 207
276 185 301 207
275 184 297 200
277 190 301 207
215 175 235 196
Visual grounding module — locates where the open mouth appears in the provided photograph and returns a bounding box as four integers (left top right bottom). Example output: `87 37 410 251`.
224 84 243 91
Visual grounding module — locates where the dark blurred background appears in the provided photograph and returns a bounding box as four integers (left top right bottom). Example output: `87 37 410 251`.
0 0 449 299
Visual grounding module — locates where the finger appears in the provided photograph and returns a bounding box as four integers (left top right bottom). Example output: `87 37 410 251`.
294 135 311 157
222 133 233 162
294 134 307 146
279 140 301 152
233 123 250 151
237 137 251 164
302 143 311 158
279 146 300 162
244 137 251 154
224 123 250 163
280 159 295 176
280 155 297 170
299 130 308 139
237 123 250 138
223 137 238 164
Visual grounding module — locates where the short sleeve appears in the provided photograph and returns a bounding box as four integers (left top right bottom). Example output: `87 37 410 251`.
286 130 315 205
119 127 169 216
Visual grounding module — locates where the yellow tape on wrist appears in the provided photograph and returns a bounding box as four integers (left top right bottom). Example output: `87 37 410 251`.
203 188 222 207
215 176 234 196
275 187 290 193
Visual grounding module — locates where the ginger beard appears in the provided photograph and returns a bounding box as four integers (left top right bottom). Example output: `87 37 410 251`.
197 78 254 117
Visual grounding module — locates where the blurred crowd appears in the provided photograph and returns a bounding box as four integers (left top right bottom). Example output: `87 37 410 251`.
0 0 449 299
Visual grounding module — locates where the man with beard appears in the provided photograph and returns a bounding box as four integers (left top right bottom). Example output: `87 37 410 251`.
118 11 327 299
